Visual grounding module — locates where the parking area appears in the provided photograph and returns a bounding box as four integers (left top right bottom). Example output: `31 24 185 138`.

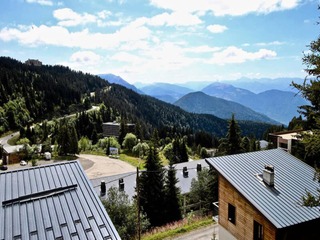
1 154 136 180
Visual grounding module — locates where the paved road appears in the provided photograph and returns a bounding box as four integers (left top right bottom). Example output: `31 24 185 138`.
170 224 219 240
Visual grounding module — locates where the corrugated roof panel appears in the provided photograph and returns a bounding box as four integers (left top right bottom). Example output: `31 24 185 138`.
206 149 320 229
64 192 80 222
33 168 44 192
23 170 31 196
0 161 120 239
27 202 37 233
4 205 12 240
45 229 55 239
60 195 77 235
39 167 50 191
75 222 87 240
89 218 103 238
47 197 62 238
12 204 21 238
53 196 67 225
19 204 28 239
34 200 46 240
70 190 91 230
11 171 18 199
40 198 51 230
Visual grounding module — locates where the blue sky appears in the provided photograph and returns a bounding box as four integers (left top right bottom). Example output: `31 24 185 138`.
0 0 318 84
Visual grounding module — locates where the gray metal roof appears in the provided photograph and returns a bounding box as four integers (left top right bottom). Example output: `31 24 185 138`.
0 161 121 240
91 159 210 200
206 148 320 229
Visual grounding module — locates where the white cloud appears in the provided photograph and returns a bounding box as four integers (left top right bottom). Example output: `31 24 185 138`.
207 24 228 33
26 0 53 6
111 52 143 63
186 45 221 53
256 41 286 46
150 0 300 16
53 8 97 27
148 12 202 26
207 46 277 65
0 23 151 50
70 51 101 65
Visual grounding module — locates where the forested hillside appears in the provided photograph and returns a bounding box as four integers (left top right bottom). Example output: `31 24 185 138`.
0 57 108 132
0 57 273 138
174 91 279 124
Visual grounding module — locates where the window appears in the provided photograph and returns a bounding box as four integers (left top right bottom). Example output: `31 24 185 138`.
228 203 236 224
253 220 263 240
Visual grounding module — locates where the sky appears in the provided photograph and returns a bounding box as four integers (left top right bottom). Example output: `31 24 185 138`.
0 0 319 84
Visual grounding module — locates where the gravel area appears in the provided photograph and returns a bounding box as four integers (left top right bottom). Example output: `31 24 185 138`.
1 154 135 180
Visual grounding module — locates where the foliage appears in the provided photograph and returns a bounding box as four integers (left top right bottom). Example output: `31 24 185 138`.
0 57 108 133
16 137 30 145
139 146 166 227
102 187 149 240
164 165 182 223
225 114 242 155
294 13 320 206
188 168 218 213
122 133 138 152
170 137 188 164
132 141 150 158
57 118 79 156
200 147 210 158
78 136 92 152
142 215 214 240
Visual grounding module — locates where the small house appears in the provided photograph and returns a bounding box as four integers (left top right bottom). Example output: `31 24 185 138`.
206 149 320 240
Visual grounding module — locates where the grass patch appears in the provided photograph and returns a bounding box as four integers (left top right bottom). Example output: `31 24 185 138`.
119 150 145 169
80 150 106 156
142 216 215 240
52 155 78 161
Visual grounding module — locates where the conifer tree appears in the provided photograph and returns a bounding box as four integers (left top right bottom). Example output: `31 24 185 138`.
226 114 242 155
139 146 166 227
164 165 182 223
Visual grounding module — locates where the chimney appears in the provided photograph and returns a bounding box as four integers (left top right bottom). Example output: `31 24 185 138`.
183 166 189 177
263 165 274 187
197 163 202 172
100 180 106 196
119 178 124 191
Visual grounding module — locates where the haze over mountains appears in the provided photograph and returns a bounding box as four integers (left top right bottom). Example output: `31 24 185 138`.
100 74 308 125
174 92 279 125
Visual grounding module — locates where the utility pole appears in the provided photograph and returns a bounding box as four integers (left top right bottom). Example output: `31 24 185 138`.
136 167 141 240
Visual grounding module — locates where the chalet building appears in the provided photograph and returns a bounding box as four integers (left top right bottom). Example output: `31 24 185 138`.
25 59 42 66
206 149 320 240
0 161 121 239
2 144 23 164
268 130 305 153
102 122 135 137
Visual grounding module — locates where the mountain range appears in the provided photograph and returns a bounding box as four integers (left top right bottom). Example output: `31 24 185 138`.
99 74 143 94
202 82 307 124
113 78 307 125
0 57 273 139
174 92 280 125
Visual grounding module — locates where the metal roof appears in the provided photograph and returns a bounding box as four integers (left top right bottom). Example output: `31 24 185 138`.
91 159 210 200
0 161 121 240
206 148 320 229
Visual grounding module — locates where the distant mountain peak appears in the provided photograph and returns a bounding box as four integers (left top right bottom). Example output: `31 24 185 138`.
98 73 143 94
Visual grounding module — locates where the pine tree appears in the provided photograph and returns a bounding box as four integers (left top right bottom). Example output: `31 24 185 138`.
164 165 182 223
139 146 166 227
226 114 242 155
